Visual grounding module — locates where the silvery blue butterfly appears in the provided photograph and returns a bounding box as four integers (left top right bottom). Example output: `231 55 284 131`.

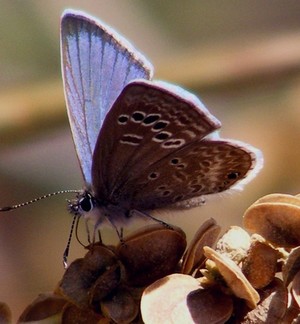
1 10 263 240
60 9 263 227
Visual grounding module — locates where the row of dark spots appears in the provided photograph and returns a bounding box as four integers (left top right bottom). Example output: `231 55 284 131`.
148 172 159 180
118 115 129 124
173 194 184 202
154 132 171 141
155 189 185 203
155 185 173 197
122 112 170 130
215 171 241 191
117 112 188 149
120 134 143 145
170 157 187 169
118 112 158 125
148 172 242 202
141 113 160 125
227 171 240 180
162 139 184 148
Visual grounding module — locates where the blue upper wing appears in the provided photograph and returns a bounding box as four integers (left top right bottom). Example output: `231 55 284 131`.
60 9 153 184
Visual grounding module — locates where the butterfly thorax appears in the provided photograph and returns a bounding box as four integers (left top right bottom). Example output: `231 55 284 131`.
68 190 132 227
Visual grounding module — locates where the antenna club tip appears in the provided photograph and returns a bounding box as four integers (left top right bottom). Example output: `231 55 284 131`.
0 206 13 212
63 259 68 269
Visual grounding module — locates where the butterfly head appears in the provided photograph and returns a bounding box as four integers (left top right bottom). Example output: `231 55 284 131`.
67 190 97 216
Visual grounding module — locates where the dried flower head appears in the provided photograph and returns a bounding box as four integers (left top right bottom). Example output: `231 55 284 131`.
2 193 300 322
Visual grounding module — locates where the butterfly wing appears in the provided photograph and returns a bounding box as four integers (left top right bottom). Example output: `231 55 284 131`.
125 139 261 209
92 80 219 201
91 80 262 209
61 10 153 184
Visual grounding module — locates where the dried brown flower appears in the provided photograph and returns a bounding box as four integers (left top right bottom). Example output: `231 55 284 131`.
2 193 300 322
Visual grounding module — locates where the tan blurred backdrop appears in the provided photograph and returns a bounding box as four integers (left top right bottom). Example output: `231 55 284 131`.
0 0 300 320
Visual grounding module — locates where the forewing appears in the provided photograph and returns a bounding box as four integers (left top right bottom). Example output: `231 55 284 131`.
91 80 222 201
61 10 153 184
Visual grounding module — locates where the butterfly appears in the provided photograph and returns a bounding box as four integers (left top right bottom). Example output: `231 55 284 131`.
59 9 263 230
1 10 263 240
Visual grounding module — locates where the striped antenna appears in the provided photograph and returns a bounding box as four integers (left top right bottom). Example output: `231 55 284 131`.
63 214 79 268
0 190 81 212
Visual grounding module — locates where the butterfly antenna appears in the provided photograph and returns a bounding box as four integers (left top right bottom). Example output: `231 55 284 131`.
0 190 81 212
63 214 80 268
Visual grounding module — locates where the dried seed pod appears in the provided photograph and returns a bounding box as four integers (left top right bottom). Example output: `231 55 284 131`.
291 269 300 308
242 240 279 289
0 302 12 324
141 274 200 323
61 303 104 323
203 246 259 308
101 288 138 324
186 287 233 323
216 226 251 264
117 224 186 287
252 193 300 206
243 201 300 248
89 263 122 304
239 279 288 323
282 246 300 286
141 273 232 324
59 245 121 307
281 293 300 323
182 218 221 275
18 293 68 323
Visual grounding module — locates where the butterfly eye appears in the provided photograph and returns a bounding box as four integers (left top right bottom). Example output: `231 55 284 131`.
78 194 94 213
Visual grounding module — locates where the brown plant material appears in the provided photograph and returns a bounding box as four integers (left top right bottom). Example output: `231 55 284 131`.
282 294 300 323
55 225 186 322
58 245 122 307
181 218 221 275
243 194 300 247
186 287 233 324
242 240 279 289
12 225 186 322
252 193 300 206
203 246 260 309
216 226 251 264
0 302 12 324
5 192 300 322
61 303 105 324
141 273 233 324
101 288 138 323
283 246 300 286
18 293 67 322
238 279 288 323
116 224 186 287
292 269 300 308
141 274 201 323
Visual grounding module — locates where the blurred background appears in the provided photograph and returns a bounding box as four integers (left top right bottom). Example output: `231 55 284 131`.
1 0 300 320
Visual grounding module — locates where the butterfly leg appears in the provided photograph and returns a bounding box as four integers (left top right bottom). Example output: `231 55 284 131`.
101 214 124 244
131 209 174 230
85 219 92 244
90 224 104 245
97 229 103 244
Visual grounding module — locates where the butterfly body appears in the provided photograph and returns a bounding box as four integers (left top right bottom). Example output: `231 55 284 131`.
68 190 132 227
61 10 263 229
